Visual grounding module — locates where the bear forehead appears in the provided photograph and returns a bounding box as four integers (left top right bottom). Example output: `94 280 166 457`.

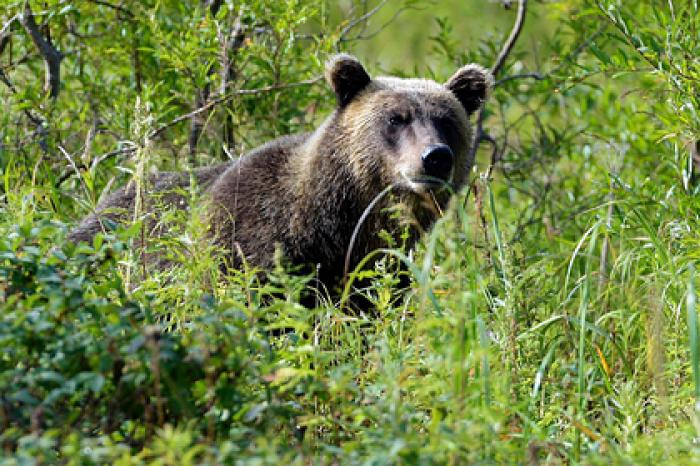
358 77 464 116
374 76 447 93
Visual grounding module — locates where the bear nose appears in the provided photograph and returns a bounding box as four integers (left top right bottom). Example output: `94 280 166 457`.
421 144 454 182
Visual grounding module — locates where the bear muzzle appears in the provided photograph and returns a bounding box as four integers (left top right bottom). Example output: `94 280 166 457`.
398 144 455 194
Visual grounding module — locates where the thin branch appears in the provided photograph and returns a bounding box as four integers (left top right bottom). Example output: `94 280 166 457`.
81 77 324 170
67 21 108 40
219 16 246 95
552 24 606 76
86 145 137 171
0 50 32 71
219 16 246 153
150 76 322 140
495 72 544 86
346 4 422 43
465 0 528 269
0 69 43 125
469 0 528 179
494 24 606 88
0 65 50 154
0 68 16 93
20 1 64 98
58 145 92 202
87 0 134 18
189 12 246 161
490 0 527 77
0 14 18 56
3 9 51 152
337 0 388 49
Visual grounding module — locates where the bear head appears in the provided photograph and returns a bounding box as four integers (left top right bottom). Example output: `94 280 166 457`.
323 53 493 201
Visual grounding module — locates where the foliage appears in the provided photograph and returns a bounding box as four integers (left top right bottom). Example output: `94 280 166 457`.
2 0 700 464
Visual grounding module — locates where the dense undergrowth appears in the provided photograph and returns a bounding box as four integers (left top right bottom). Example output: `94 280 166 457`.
2 0 700 464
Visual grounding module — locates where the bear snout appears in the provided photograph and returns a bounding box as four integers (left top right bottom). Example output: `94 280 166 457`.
420 144 454 183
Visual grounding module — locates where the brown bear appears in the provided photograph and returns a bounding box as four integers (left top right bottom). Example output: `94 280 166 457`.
69 54 493 293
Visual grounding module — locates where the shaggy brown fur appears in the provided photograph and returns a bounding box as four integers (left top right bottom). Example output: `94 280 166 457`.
69 54 493 292
68 164 229 243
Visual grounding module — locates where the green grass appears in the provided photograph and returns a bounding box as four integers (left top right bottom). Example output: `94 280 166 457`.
3 0 700 464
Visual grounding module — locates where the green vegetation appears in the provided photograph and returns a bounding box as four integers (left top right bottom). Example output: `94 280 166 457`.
2 0 700 463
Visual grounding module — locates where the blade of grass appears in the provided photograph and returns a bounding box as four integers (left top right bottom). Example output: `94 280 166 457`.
688 263 700 400
476 315 491 406
487 183 509 291
574 220 600 461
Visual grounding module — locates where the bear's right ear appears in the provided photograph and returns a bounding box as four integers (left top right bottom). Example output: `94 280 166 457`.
325 54 371 107
445 64 494 115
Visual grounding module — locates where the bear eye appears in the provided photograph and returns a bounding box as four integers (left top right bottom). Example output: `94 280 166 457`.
434 116 456 131
389 114 410 126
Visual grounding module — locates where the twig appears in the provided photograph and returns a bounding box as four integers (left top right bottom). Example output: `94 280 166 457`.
491 0 528 78
493 23 606 88
467 0 528 182
495 72 544 86
87 0 134 18
334 0 424 51
20 1 64 98
149 76 322 140
219 16 246 96
0 14 18 56
470 0 528 180
0 66 50 153
0 68 13 90
58 145 93 203
189 11 246 161
480 132 503 176
338 0 388 42
84 77 323 168
345 4 422 43
551 24 606 76
67 21 108 40
220 17 247 152
91 145 137 167
465 0 527 276
0 69 42 125
469 0 527 186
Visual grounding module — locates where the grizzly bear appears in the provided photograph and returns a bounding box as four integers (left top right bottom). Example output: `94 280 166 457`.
69 54 493 293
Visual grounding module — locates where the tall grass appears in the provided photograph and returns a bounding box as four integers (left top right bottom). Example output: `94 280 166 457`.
3 0 700 463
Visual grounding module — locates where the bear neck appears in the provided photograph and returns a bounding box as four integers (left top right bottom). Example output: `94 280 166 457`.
284 116 390 279
288 114 383 208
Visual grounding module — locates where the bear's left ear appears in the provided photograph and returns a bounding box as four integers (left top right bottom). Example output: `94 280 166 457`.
325 54 371 107
445 64 494 115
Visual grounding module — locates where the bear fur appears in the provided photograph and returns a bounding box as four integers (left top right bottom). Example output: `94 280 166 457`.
69 54 493 292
